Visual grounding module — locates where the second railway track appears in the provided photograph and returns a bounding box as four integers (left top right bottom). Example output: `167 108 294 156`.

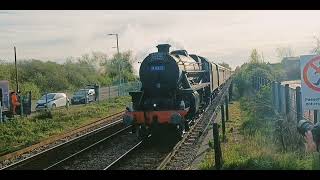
104 138 173 170
1 111 135 170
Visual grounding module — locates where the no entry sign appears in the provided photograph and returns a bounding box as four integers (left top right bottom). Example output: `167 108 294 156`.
300 55 320 110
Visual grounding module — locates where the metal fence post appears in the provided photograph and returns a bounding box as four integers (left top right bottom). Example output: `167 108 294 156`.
212 123 222 170
20 95 23 116
118 84 120 97
285 84 290 117
277 82 282 113
259 77 262 89
296 87 302 122
28 91 31 115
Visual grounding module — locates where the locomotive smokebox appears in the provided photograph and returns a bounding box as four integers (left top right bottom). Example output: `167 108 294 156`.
156 44 171 53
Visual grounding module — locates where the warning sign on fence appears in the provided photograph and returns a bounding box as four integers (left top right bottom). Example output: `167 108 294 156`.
300 55 320 110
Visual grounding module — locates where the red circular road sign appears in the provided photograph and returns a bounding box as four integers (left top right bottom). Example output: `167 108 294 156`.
303 56 320 92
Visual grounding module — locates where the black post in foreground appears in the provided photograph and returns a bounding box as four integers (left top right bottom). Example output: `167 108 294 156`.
225 96 229 122
212 123 222 170
277 82 282 113
221 104 226 142
284 84 290 117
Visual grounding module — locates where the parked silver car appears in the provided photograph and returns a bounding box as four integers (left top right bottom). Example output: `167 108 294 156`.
36 93 69 111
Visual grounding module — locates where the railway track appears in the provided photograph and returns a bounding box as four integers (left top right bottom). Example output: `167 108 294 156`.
103 114 206 170
104 137 173 170
1 111 130 170
102 80 232 170
157 79 232 170
45 126 140 170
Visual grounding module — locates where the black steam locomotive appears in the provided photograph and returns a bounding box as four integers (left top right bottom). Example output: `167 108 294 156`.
124 44 232 140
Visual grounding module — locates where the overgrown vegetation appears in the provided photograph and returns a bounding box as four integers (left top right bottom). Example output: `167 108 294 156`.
200 49 313 170
200 91 312 170
0 96 131 156
0 51 137 99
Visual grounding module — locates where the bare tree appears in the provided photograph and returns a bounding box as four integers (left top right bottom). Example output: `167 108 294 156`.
276 46 294 62
250 49 260 63
311 35 320 55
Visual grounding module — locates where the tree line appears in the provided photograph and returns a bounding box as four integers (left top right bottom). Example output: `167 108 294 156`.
0 51 138 99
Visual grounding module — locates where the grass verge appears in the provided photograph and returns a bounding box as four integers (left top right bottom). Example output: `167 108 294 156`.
200 98 313 170
0 96 131 156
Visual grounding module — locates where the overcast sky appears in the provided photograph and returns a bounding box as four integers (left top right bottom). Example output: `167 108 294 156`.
1 10 320 71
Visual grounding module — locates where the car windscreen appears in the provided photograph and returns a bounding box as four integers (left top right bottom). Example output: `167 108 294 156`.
74 90 88 96
40 94 55 100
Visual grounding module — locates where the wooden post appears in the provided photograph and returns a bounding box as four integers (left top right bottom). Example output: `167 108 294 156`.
285 84 290 116
296 87 302 122
20 95 23 116
225 96 229 122
221 104 226 142
228 82 233 101
212 123 222 170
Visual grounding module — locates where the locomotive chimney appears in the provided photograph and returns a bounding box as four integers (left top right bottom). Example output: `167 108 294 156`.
156 44 171 53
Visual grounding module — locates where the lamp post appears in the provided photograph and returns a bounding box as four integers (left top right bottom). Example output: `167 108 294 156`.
108 33 121 96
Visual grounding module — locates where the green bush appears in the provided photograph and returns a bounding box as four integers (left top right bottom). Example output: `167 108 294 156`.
20 82 41 99
0 51 138 96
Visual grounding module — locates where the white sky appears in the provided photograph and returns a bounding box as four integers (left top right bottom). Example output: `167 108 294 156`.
1 10 320 71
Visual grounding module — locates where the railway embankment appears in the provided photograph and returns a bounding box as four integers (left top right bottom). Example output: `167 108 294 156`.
197 87 313 170
0 96 130 164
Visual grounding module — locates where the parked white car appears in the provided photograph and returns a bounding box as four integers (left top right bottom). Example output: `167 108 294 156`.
36 93 69 111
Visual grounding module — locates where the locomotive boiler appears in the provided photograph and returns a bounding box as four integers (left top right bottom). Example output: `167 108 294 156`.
124 44 231 141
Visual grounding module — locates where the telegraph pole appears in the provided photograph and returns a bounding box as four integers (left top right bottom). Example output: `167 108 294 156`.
108 33 121 96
